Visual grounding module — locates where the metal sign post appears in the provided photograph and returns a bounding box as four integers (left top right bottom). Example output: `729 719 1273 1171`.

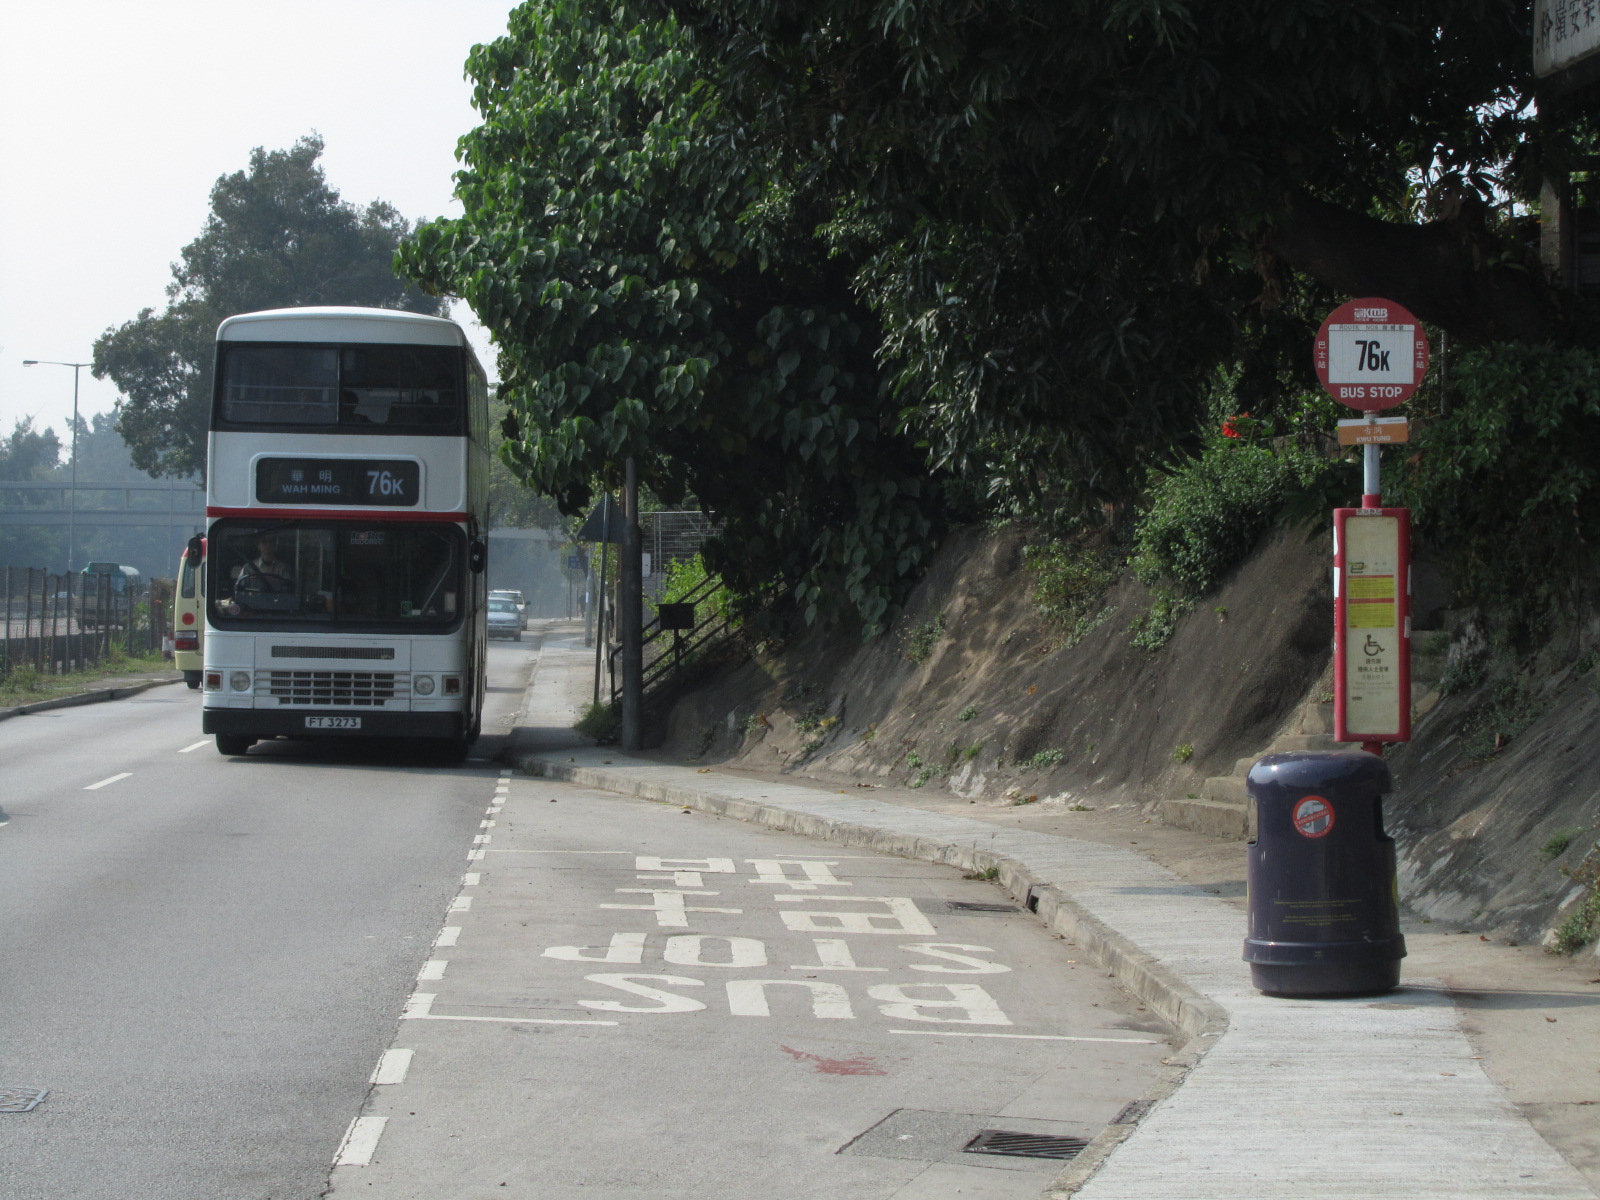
1315 298 1428 755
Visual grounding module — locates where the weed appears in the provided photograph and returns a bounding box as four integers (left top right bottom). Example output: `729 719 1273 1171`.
945 742 962 766
696 725 716 756
1022 534 1122 648
958 704 979 721
1462 680 1548 760
575 700 621 744
1130 590 1190 651
1012 794 1039 805
1438 655 1486 697
1173 743 1195 763
1067 803 1095 812
1023 748 1063 770
909 767 935 789
1550 853 1600 955
965 866 1001 881
904 615 946 664
861 723 877 742
964 743 983 760
1214 605 1227 620
905 751 923 769
1577 648 1598 675
742 712 767 735
1540 829 1586 861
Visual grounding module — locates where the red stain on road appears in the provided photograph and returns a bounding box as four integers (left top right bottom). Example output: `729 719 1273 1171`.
779 1045 888 1075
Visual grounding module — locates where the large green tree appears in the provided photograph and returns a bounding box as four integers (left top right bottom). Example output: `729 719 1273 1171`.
94 135 446 480
401 4 940 634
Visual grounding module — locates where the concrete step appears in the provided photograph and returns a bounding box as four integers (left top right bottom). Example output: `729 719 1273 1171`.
1205 774 1248 806
1160 793 1251 840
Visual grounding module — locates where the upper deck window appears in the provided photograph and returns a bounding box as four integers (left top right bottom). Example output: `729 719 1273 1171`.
218 343 462 431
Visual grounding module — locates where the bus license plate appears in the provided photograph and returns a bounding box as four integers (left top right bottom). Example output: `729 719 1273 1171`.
305 716 362 730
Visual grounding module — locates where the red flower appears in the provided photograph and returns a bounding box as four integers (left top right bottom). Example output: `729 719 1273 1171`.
1221 412 1250 439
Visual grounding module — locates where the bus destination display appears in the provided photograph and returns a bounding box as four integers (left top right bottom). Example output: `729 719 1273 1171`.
255 458 420 507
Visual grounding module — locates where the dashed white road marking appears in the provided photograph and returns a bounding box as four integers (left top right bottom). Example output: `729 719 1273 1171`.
333 1115 388 1166
435 927 461 948
370 1049 413 1085
83 772 132 791
888 1029 1161 1043
448 896 473 913
462 873 481 886
418 960 449 981
177 740 210 754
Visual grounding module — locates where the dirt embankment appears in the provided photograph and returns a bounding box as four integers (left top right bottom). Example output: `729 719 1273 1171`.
662 524 1600 947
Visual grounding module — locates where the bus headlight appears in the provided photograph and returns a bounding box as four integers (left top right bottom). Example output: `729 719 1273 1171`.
230 671 252 692
413 675 436 696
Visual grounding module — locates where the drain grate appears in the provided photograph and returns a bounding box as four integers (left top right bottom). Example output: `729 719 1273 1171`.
945 901 1021 913
0 1088 48 1113
963 1129 1089 1160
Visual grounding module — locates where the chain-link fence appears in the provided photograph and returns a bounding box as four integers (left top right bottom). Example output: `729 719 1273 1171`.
1 566 171 680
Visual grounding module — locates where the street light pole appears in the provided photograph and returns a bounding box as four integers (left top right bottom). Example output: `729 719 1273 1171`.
22 359 89 574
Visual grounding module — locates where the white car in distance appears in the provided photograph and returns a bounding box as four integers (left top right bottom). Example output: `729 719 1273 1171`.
487 597 523 641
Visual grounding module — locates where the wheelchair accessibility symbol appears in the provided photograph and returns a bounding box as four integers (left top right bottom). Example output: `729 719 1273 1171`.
1363 634 1384 657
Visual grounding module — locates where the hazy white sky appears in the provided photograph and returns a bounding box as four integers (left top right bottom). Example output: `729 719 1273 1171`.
0 0 519 451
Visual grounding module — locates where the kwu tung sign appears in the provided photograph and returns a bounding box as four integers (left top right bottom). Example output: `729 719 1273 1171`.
1536 0 1600 93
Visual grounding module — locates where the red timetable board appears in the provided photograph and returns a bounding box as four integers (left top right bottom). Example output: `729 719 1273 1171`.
1334 507 1412 744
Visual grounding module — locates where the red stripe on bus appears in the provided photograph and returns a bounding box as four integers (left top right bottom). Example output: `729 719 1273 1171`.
206 507 469 523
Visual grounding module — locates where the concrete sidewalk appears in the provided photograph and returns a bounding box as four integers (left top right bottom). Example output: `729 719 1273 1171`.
509 622 1599 1198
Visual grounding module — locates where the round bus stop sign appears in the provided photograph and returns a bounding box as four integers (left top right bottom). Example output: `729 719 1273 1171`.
1314 298 1429 411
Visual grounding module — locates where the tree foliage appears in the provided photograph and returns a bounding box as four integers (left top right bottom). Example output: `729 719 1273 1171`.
94 135 446 480
400 4 940 635
407 0 1600 638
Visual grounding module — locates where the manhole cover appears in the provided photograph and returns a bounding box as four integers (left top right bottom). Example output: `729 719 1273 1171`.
0 1088 48 1113
946 901 1021 913
963 1129 1089 1160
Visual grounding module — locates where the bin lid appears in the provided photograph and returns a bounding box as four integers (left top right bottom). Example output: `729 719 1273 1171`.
1248 750 1391 792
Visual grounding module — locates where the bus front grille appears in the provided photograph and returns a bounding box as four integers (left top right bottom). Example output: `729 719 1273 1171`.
261 670 405 706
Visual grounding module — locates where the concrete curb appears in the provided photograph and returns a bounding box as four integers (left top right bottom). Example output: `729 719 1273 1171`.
515 752 1227 1197
0 676 185 722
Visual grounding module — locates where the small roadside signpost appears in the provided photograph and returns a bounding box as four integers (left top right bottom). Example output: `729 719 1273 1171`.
1315 298 1427 754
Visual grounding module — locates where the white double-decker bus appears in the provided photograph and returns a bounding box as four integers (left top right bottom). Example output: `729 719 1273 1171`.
199 307 490 758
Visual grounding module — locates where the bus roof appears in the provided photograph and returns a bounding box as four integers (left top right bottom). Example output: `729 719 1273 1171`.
215 307 468 347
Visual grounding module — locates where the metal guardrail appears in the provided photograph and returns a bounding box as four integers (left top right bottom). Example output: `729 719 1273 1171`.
1 567 170 680
608 574 735 710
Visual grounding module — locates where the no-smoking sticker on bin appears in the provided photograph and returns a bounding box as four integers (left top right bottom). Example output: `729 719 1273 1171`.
1292 795 1335 838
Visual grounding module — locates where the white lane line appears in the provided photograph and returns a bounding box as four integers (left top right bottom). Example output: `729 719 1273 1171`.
333 1116 388 1166
888 1029 1161 1044
177 740 210 754
435 926 461 948
472 834 491 845
479 819 495 829
83 772 132 791
417 960 448 981
370 1049 413 1085
462 873 481 886
466 849 485 861
448 896 472 913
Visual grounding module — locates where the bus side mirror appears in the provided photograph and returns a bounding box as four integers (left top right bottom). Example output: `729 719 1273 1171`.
187 535 203 561
469 538 487 574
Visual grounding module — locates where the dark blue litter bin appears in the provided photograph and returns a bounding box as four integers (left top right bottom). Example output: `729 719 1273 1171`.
1242 751 1405 997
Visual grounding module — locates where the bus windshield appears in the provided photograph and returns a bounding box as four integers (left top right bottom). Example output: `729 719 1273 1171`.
208 520 463 629
218 343 462 430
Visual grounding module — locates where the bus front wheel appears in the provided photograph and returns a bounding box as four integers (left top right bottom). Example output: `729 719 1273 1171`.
216 734 254 756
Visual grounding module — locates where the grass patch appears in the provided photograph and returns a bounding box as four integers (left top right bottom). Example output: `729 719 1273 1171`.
1022 748 1063 770
903 615 946 664
1173 743 1195 763
575 699 622 744
0 650 171 708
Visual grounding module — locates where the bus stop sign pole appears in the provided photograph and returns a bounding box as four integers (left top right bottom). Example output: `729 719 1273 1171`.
1314 297 1426 754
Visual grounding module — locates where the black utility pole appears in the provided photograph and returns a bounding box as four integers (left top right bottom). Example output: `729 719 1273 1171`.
620 457 643 750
